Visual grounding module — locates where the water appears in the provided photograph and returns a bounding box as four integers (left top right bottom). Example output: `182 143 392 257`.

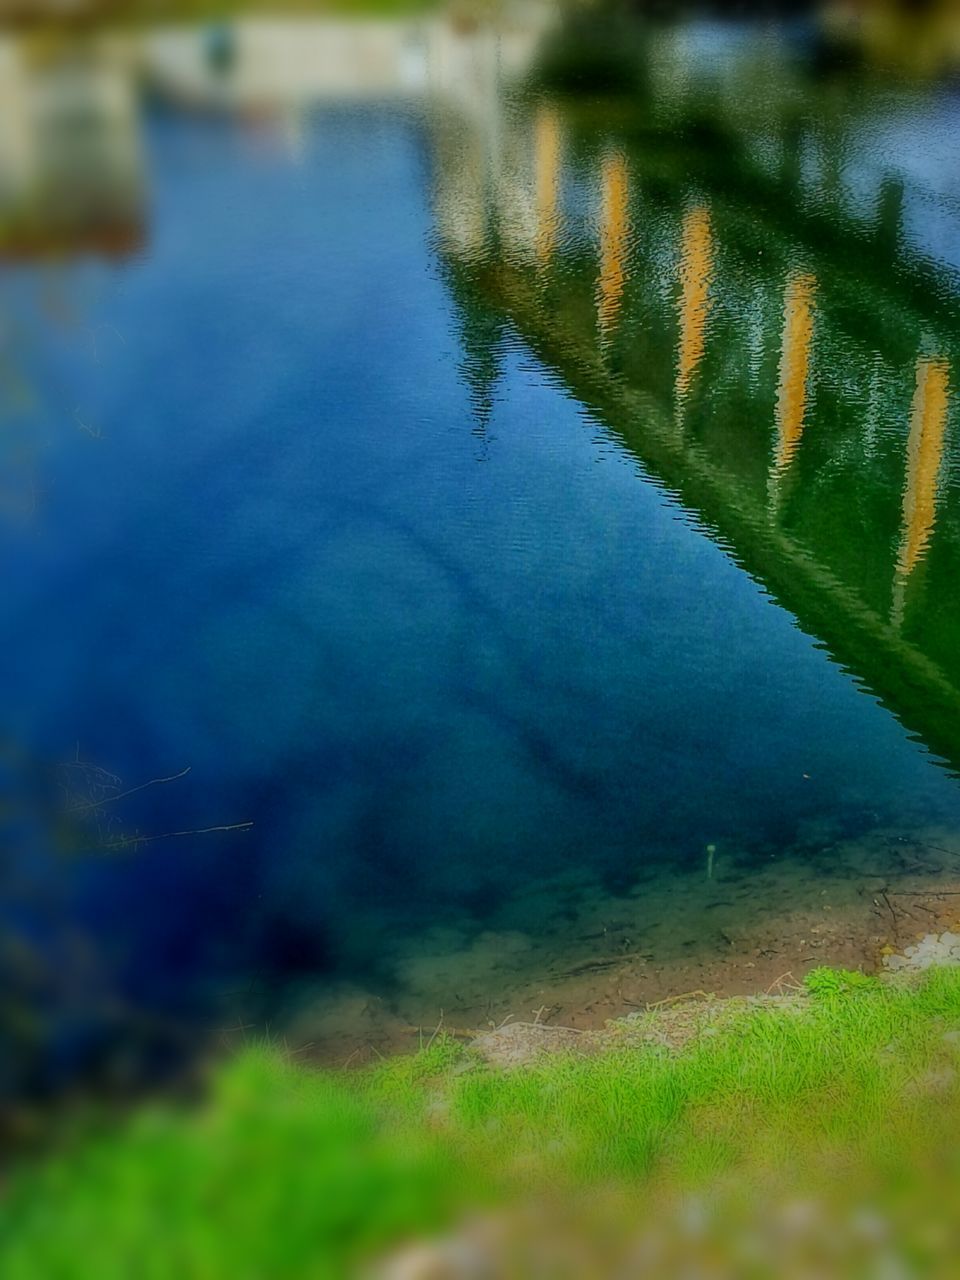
5 8 960 1071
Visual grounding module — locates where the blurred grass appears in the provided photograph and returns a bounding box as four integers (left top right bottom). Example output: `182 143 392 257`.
0 0 443 25
3 967 960 1275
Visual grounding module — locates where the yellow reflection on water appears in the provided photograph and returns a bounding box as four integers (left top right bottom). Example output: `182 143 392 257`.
534 106 562 268
597 150 629 340
675 205 713 408
771 271 816 492
893 355 950 622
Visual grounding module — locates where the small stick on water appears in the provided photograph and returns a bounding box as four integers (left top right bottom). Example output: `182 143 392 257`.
63 755 122 785
67 766 192 814
97 821 253 850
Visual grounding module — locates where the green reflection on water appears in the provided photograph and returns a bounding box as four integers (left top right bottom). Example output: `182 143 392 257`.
434 12 960 776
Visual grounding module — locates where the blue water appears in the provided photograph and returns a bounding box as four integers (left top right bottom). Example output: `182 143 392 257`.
5 31 960 1066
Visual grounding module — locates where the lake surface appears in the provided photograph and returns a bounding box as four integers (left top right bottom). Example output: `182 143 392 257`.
6 7 960 1074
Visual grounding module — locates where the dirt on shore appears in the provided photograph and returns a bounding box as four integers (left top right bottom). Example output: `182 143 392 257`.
232 822 960 1066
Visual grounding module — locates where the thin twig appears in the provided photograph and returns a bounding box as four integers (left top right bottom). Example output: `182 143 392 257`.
481 1021 584 1035
287 1042 316 1059
425 1012 445 1050
97 821 253 849
67 766 192 814
886 889 960 897
62 758 122 784
616 981 644 1008
878 888 900 943
765 972 803 995
646 990 714 1011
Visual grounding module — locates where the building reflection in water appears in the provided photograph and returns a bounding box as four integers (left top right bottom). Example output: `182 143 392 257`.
0 34 144 260
5 5 960 653
597 150 630 342
893 355 950 624
675 205 713 412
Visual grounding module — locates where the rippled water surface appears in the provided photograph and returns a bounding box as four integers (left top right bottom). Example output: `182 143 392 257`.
6 7 960 1065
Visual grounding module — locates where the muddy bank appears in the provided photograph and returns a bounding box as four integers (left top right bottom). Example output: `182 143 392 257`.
228 822 960 1066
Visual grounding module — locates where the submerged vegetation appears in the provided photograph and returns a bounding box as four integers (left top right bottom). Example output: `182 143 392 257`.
3 967 960 1275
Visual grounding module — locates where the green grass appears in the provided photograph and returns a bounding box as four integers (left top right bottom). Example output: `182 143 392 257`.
17 0 443 22
4 0 444 33
3 968 960 1276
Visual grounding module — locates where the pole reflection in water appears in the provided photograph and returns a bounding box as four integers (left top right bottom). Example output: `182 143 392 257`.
675 204 713 414
770 271 816 504
597 149 629 342
893 355 950 625
534 105 561 268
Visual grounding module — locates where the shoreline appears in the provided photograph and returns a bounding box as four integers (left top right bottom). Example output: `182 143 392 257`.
258 823 960 1066
9 956 960 1277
